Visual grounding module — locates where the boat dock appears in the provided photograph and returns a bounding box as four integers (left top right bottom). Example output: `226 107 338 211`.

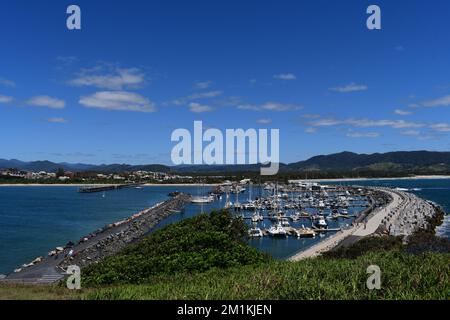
258 226 341 238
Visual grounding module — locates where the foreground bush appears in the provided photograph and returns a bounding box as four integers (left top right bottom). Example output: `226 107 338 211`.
82 210 270 286
322 236 404 259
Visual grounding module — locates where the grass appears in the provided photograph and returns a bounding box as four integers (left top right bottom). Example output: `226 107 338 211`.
84 250 449 300
0 284 83 300
2 249 448 300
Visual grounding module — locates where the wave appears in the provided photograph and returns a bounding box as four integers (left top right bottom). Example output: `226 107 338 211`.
436 215 450 237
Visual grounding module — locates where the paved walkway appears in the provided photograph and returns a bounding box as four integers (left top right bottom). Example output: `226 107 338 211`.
289 189 401 261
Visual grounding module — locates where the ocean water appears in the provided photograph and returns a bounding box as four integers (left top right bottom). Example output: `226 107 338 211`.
0 180 448 275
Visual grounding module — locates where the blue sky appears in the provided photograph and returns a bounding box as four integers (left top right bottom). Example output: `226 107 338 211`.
1 0 450 165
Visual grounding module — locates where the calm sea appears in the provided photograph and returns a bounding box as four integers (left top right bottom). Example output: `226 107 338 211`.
0 179 448 275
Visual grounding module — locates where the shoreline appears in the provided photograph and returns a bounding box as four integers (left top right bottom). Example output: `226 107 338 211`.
0 175 449 187
0 183 220 187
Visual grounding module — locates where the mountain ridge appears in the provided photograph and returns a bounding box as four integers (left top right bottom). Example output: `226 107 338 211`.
1 150 450 174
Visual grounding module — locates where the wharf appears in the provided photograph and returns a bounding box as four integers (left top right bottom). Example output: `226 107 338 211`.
78 183 143 193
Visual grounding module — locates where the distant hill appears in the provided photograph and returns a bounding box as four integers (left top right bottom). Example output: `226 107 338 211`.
1 150 450 174
285 151 450 172
0 159 172 173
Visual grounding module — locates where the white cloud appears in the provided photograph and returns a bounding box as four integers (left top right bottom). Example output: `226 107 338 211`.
189 102 213 113
256 118 272 124
0 77 15 87
394 109 412 116
171 90 223 105
305 127 317 134
422 95 450 107
194 81 212 89
79 91 156 113
346 131 380 138
70 67 145 90
430 123 450 132
310 118 424 129
401 130 421 136
347 119 423 129
309 115 450 137
330 83 368 93
0 94 13 104
188 91 222 99
27 96 65 109
309 118 344 127
300 114 321 119
273 73 297 80
238 102 302 112
47 117 67 123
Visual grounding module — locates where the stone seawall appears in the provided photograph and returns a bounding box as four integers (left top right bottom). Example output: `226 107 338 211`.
59 193 191 270
377 189 441 237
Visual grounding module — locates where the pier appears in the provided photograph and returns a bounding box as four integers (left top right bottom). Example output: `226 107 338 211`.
78 183 144 193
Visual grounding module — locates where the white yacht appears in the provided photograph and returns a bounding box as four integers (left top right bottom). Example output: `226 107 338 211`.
294 226 316 238
314 217 328 229
251 212 264 223
248 227 263 238
191 196 214 204
281 219 290 228
290 212 301 221
268 222 287 237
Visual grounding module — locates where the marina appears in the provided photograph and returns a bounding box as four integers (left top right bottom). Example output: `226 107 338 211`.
205 181 372 241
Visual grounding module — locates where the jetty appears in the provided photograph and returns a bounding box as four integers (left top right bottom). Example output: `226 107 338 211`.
1 193 191 285
78 183 143 193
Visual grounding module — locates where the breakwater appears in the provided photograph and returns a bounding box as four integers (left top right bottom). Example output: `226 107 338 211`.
290 187 444 260
377 188 443 237
2 192 191 284
59 193 191 270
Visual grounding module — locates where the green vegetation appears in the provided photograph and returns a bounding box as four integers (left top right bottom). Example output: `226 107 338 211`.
322 236 404 259
0 284 81 300
82 210 270 286
85 250 449 300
